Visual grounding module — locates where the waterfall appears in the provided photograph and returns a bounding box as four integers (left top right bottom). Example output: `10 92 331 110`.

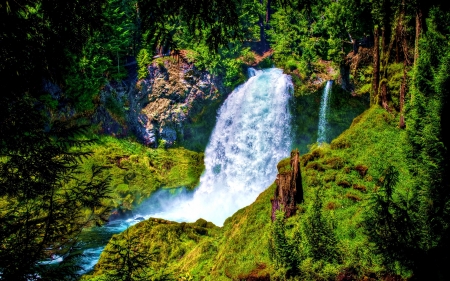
317 80 333 144
74 68 293 273
139 68 293 226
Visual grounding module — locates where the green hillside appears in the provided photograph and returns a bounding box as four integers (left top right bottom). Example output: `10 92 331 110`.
85 106 418 280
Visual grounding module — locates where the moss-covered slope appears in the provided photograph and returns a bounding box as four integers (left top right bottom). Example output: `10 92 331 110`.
79 136 204 211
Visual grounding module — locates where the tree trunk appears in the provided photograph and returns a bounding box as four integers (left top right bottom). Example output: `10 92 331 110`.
381 80 388 110
399 0 407 129
396 34 400 63
373 26 380 105
414 8 422 64
266 0 271 23
399 61 406 128
259 0 267 52
400 0 411 65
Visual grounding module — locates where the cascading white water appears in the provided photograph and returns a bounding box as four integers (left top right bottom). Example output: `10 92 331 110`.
140 68 293 226
74 68 293 273
247 67 261 77
317 80 333 144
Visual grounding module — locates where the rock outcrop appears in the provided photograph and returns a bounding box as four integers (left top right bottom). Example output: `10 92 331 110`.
137 60 224 147
271 149 303 221
93 57 226 148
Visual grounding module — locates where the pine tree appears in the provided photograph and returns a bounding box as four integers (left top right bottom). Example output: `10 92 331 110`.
302 188 338 263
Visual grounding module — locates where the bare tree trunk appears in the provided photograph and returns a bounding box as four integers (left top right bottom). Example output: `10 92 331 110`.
396 34 400 63
381 80 388 110
259 0 267 52
373 26 380 106
266 0 271 23
399 61 406 128
399 0 407 128
415 8 423 64
399 0 411 65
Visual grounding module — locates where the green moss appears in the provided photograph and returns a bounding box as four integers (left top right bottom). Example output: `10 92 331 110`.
277 157 291 173
83 218 221 280
78 136 204 210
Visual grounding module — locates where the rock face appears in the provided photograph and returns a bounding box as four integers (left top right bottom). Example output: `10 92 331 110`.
271 149 303 221
93 58 226 148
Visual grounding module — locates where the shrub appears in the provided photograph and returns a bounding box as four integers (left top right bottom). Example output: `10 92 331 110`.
137 48 151 79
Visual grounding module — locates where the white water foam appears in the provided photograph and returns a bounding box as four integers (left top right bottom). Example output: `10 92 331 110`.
139 68 293 226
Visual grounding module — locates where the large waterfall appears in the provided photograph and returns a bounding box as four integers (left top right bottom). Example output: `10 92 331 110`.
317 80 333 144
75 68 293 273
140 68 293 226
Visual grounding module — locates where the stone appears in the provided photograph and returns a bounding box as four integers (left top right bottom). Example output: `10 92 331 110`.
271 149 303 221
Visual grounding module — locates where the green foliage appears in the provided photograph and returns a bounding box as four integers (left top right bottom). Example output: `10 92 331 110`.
258 57 274 69
137 48 151 79
297 106 413 279
0 98 111 280
290 83 369 152
39 93 58 111
138 0 241 51
84 106 419 280
104 93 126 124
100 229 157 281
64 39 110 112
269 211 298 275
0 0 105 100
403 8 450 280
181 43 247 90
85 218 220 281
302 189 339 263
63 0 139 112
363 166 418 272
79 136 204 211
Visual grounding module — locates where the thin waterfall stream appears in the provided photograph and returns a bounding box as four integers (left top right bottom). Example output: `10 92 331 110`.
317 80 333 144
74 68 293 273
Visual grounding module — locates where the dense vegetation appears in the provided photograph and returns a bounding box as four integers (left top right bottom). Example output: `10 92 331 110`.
84 106 414 280
1 0 449 280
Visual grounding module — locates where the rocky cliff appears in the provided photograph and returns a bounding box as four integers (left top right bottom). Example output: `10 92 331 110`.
93 58 226 149
271 149 303 220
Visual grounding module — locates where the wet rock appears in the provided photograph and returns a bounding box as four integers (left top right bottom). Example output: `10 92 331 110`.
92 57 225 148
137 60 225 147
160 127 177 145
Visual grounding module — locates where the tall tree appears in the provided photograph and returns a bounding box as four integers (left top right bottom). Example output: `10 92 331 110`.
0 107 111 280
405 7 450 279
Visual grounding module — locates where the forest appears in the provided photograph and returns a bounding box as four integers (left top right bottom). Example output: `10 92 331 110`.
0 0 449 280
